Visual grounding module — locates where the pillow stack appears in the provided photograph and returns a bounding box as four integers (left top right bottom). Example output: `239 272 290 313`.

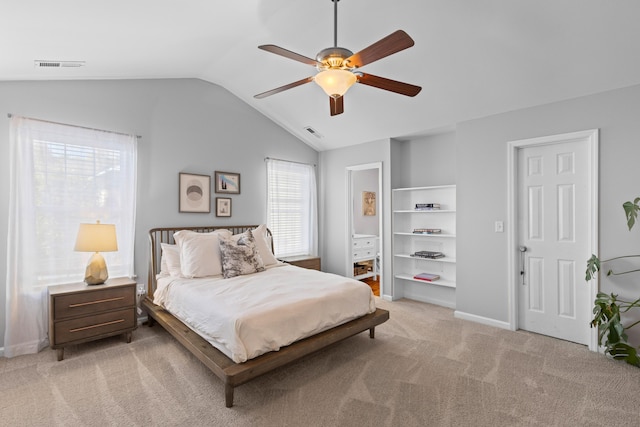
158 225 278 279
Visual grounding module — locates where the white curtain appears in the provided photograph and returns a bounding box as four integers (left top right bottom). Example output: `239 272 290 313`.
266 158 318 257
4 116 137 357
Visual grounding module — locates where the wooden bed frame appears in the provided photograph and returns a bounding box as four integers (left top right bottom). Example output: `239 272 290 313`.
141 225 389 407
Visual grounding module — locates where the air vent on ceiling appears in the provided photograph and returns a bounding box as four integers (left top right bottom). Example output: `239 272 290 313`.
34 60 86 68
304 126 323 139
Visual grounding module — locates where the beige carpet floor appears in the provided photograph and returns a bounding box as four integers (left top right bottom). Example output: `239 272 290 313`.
1 298 639 426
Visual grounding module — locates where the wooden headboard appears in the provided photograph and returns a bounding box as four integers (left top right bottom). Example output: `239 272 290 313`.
147 225 272 296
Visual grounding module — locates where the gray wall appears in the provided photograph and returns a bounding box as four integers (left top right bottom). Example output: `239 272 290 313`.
319 139 393 298
394 132 457 188
0 78 318 349
456 84 640 325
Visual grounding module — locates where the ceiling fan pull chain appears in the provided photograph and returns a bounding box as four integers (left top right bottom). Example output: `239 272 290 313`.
333 0 339 48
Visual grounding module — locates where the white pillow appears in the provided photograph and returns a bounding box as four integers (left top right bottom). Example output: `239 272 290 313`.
252 224 279 266
160 243 182 277
173 229 231 278
219 230 265 279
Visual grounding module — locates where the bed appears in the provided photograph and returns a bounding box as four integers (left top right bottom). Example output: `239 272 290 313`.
141 225 389 407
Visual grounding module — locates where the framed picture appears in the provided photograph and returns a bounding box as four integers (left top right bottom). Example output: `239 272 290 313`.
214 171 240 194
362 191 376 216
216 197 232 217
179 173 210 213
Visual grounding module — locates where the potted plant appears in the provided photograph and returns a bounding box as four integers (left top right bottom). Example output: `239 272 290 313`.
585 197 640 367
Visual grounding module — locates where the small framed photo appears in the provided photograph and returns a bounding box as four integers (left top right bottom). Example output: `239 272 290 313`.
179 173 210 213
216 197 232 217
214 171 240 194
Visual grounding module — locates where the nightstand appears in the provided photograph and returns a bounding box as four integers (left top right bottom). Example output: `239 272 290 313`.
279 255 321 271
48 277 137 361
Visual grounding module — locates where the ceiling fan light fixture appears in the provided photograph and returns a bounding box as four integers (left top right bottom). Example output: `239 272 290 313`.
314 69 357 97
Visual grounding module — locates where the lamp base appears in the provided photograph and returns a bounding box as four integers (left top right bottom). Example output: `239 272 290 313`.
84 252 109 285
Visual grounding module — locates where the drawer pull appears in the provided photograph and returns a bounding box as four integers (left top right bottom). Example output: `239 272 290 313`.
69 319 125 333
68 296 124 308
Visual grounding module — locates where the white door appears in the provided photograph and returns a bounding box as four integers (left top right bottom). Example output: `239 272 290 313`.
517 134 595 345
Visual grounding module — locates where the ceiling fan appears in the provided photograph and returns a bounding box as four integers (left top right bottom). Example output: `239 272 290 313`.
254 0 422 116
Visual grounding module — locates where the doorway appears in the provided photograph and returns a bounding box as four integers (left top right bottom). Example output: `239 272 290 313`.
346 163 383 296
507 130 598 350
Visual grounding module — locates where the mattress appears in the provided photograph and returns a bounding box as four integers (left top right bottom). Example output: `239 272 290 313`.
154 264 376 363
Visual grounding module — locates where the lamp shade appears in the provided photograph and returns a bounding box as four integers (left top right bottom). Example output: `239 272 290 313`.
74 221 118 253
314 69 357 98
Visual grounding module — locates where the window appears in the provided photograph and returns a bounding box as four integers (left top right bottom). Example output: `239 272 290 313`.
266 158 317 257
16 119 137 283
5 116 137 357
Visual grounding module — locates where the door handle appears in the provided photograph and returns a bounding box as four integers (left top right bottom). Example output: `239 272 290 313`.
519 246 527 285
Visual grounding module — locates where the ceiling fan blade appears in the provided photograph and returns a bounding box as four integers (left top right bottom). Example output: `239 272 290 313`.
345 30 415 68
357 73 422 97
330 96 344 116
258 45 322 67
254 77 314 99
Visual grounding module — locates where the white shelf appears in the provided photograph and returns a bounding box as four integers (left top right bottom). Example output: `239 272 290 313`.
394 254 456 263
392 184 456 307
393 209 456 214
394 232 456 238
392 185 456 192
394 274 456 289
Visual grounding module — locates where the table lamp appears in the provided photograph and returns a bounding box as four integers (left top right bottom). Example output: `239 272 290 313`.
74 220 118 285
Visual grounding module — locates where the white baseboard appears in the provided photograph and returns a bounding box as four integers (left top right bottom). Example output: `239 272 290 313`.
454 310 511 330
0 347 4 358
402 293 456 309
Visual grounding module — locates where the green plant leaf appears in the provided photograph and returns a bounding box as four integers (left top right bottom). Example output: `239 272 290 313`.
608 343 640 367
623 198 640 230
585 254 600 281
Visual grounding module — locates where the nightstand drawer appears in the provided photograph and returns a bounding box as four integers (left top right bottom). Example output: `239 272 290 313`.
54 308 136 345
53 286 135 320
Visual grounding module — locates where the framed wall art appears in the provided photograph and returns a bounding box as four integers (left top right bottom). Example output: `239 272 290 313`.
362 191 376 216
179 173 211 213
214 171 240 194
216 197 232 217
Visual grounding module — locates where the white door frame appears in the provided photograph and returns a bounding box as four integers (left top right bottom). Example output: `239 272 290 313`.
345 162 383 291
506 129 599 351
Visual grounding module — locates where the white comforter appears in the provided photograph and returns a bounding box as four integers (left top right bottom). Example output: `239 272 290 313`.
154 264 376 363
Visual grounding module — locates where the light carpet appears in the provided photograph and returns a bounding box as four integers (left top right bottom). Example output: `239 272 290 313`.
1 298 639 426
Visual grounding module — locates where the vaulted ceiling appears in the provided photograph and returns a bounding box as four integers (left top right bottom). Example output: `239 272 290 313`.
3 0 640 151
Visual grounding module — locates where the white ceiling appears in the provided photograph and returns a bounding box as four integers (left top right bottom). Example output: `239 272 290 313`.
3 0 640 151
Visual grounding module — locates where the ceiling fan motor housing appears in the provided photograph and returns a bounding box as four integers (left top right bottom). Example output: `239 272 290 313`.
316 47 354 70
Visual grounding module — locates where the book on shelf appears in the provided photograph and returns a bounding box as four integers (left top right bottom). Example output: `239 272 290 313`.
410 251 445 259
413 272 440 282
412 228 442 234
415 203 441 211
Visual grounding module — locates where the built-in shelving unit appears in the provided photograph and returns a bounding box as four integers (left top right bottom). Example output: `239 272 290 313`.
392 185 456 308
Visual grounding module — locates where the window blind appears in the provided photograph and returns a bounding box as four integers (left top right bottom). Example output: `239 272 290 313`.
266 158 317 257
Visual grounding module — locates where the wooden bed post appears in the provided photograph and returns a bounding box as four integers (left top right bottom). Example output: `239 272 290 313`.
369 327 375 339
225 384 234 408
